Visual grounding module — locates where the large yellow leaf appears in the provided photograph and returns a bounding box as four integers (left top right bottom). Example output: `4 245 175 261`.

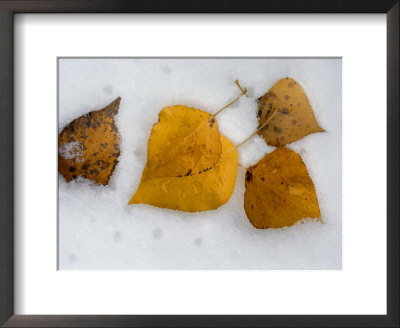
143 105 222 181
244 147 321 228
58 97 121 185
129 135 238 212
257 78 324 147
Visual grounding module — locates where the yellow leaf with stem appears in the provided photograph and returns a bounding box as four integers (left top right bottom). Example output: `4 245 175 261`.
129 81 246 211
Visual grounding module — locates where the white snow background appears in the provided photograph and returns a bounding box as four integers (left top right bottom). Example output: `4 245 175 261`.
58 58 342 270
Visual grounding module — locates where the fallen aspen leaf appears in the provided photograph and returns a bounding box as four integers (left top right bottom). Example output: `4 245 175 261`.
129 105 237 212
244 147 321 228
129 135 237 212
257 77 324 147
58 97 121 185
143 105 222 180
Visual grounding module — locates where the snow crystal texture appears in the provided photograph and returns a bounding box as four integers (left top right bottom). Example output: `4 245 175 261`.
58 58 342 270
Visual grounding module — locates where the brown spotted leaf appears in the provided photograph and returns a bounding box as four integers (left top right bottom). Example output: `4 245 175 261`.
58 97 121 185
257 77 324 147
244 147 321 229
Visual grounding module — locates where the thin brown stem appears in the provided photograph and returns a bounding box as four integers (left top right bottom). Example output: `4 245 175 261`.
152 81 248 172
235 80 248 97
234 107 279 149
213 80 248 116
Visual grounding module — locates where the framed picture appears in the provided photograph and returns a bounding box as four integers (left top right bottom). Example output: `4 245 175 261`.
0 1 398 327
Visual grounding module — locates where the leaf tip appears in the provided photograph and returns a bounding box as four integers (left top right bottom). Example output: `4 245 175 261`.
128 195 138 205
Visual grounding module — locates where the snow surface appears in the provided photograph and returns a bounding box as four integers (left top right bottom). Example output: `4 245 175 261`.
58 58 341 270
59 141 83 161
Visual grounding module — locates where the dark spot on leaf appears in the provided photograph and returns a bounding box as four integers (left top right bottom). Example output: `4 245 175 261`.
100 162 110 171
185 169 192 176
96 160 107 169
69 166 76 172
100 143 108 148
261 177 265 181
89 169 99 176
199 167 211 174
82 163 90 170
245 171 253 183
284 95 289 100
257 109 262 117
291 119 297 125
209 117 215 128
273 126 282 133
279 107 289 115
93 152 99 156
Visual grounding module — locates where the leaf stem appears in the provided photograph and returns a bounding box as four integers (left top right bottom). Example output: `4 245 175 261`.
213 80 248 117
234 107 279 149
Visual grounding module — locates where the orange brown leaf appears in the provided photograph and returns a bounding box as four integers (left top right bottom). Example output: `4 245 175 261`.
257 77 324 147
58 97 121 185
244 147 321 229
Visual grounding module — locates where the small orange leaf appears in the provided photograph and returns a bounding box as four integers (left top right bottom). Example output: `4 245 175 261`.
58 97 121 185
244 147 321 229
257 77 324 147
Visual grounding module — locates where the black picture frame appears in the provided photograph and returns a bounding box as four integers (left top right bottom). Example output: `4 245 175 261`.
0 1 398 327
